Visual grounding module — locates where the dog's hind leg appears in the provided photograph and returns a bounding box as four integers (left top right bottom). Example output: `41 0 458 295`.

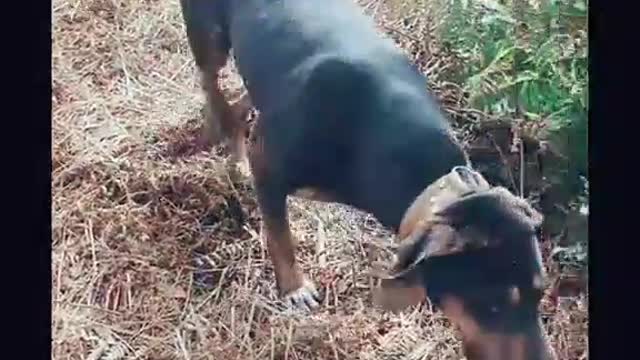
180 0 251 173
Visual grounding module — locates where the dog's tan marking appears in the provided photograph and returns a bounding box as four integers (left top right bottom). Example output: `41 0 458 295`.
261 218 304 294
372 278 426 313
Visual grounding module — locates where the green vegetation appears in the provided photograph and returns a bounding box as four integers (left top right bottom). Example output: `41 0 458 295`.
436 0 588 204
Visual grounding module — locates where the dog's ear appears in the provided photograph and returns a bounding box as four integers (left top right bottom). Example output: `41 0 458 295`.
387 187 543 277
391 222 458 276
373 187 543 312
372 221 468 312
397 166 490 240
436 187 543 238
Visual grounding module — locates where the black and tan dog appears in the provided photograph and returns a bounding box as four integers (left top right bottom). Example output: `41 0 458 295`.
179 0 556 359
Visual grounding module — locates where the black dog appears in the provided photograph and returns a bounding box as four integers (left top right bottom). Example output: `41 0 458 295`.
179 1 556 359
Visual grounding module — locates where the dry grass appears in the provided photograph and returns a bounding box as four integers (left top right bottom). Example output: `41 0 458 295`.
52 0 588 359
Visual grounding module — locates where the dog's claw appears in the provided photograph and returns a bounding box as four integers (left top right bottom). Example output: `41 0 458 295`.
283 281 321 311
234 158 252 177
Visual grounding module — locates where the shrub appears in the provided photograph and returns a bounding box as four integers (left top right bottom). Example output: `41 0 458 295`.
434 0 588 202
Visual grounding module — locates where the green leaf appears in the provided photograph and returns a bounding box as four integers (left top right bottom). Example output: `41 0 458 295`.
575 1 587 12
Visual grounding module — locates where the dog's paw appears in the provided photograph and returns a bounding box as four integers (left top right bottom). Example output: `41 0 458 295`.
234 158 252 177
282 280 322 312
226 158 252 183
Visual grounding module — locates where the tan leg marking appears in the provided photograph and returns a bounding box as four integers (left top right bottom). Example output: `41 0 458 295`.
261 212 320 311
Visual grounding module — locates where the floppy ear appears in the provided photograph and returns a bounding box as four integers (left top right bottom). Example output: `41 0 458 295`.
397 166 490 240
373 166 495 312
390 221 458 277
385 187 544 278
373 186 543 312
372 221 467 312
436 187 543 237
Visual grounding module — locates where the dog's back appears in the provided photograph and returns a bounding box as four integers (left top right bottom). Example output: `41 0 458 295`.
226 0 420 111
